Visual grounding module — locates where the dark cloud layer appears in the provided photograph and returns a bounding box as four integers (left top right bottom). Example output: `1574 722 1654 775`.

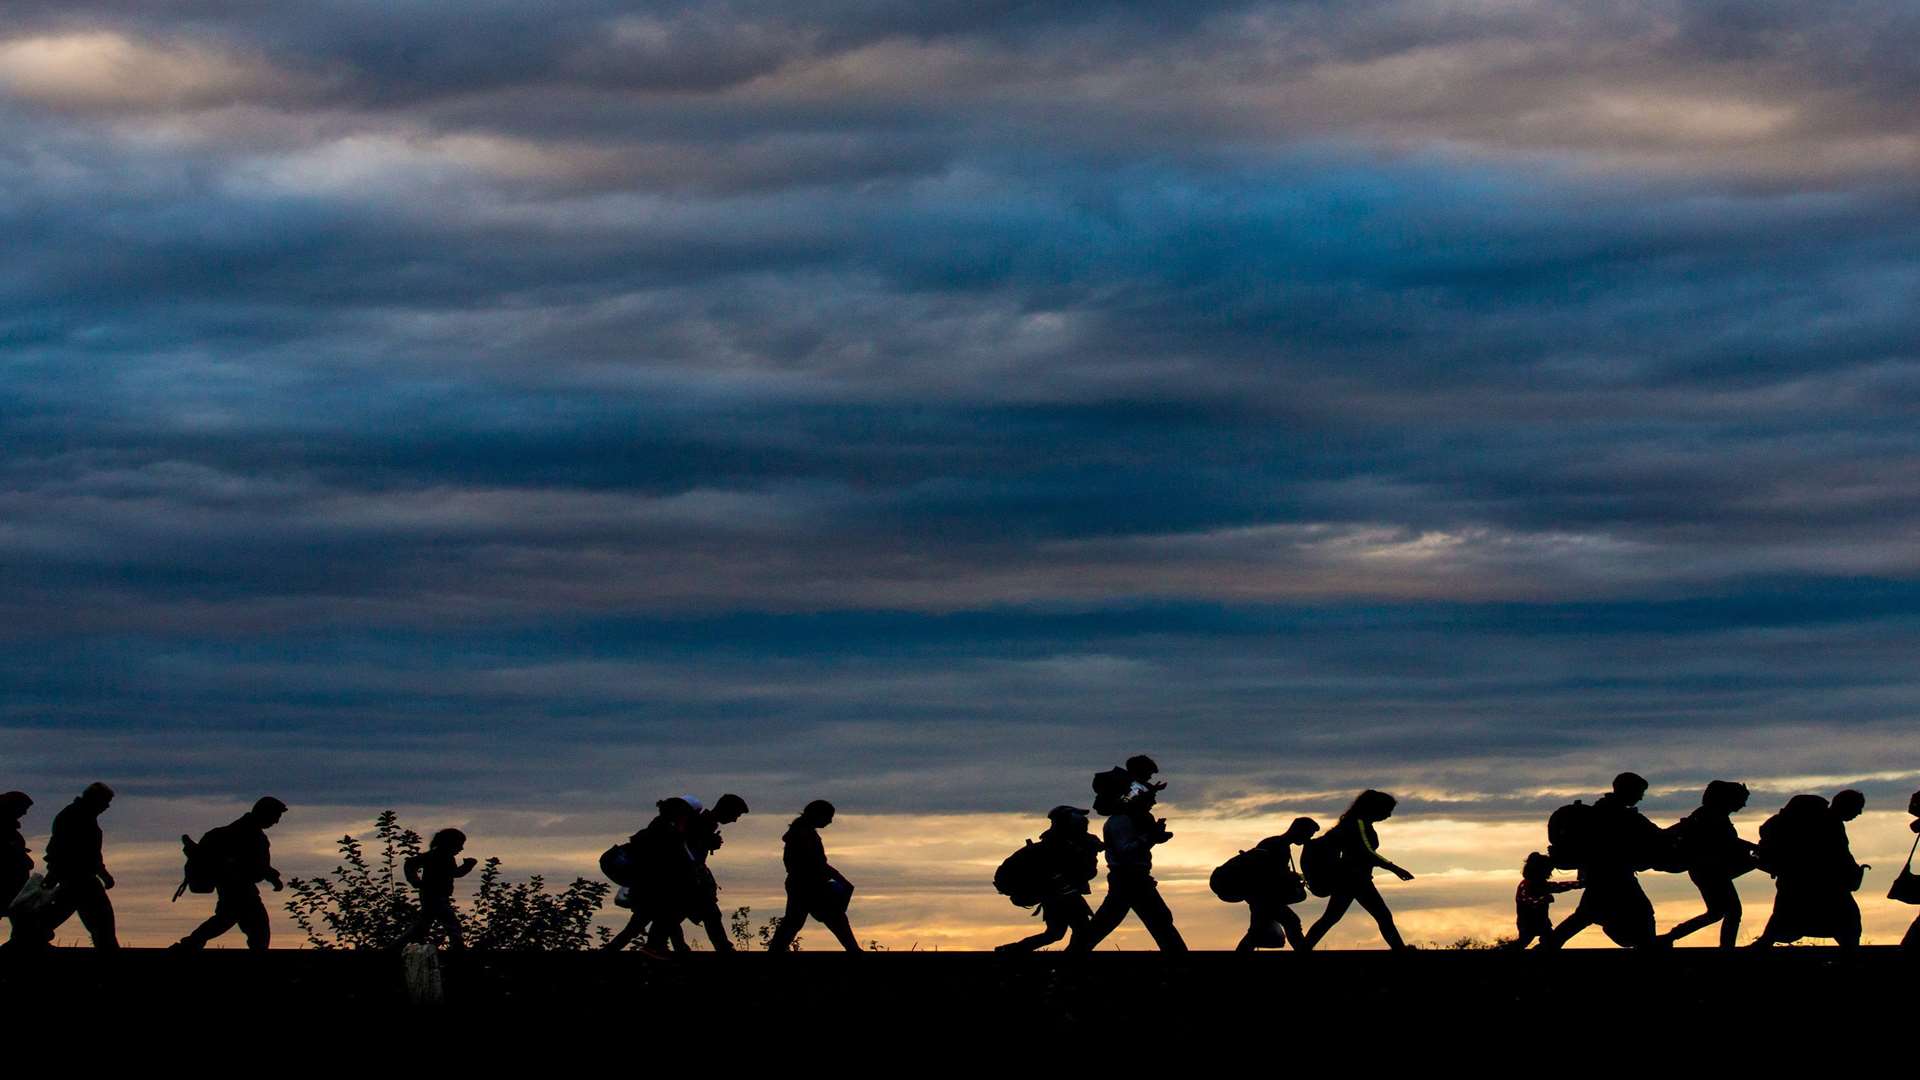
4 1 1919 834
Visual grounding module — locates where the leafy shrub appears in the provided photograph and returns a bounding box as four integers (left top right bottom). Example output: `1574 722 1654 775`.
285 810 609 950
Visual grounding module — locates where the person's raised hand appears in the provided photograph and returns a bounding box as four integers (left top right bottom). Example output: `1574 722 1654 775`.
99 870 115 890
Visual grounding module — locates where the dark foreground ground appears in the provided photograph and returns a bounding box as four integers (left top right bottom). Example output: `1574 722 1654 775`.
2 945 1910 1046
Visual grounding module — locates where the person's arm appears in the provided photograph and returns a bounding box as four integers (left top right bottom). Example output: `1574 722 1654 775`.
1548 880 1583 892
1357 823 1413 880
403 854 424 888
454 856 478 878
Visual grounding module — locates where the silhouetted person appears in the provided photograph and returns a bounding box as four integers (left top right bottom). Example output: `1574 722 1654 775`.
1510 851 1582 950
1 792 31 937
1658 781 1756 948
1236 818 1319 952
1751 793 1863 949
1541 772 1660 949
1302 790 1415 950
31 782 120 950
1903 790 1920 950
1068 785 1187 953
605 798 700 955
767 800 861 952
173 797 287 951
996 805 1104 952
405 828 477 950
687 793 749 952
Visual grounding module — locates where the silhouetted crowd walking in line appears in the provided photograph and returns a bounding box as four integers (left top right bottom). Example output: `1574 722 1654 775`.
4 763 1920 954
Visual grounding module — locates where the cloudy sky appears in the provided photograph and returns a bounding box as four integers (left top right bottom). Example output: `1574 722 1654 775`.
5 1 1919 948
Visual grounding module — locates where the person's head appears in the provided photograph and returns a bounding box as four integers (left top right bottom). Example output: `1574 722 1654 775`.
1047 805 1090 833
1909 790 1920 818
713 793 749 825
1125 755 1160 782
1611 772 1649 805
1784 794 1828 820
1523 851 1555 881
1702 780 1749 814
1344 789 1398 823
1832 789 1865 821
250 796 288 828
1282 816 1320 844
79 781 115 812
0 791 30 821
657 797 697 831
431 828 467 854
799 799 836 829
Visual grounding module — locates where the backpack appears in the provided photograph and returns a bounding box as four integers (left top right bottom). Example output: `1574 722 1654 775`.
171 827 228 902
994 840 1053 908
1210 848 1267 903
1300 833 1341 898
599 841 641 888
1546 800 1595 870
1091 768 1133 816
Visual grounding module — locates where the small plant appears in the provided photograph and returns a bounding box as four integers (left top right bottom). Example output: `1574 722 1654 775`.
285 810 608 951
728 904 800 951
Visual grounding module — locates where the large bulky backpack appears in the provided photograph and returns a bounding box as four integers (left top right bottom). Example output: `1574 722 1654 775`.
994 840 1053 908
1210 848 1267 903
1091 768 1133 816
1547 800 1595 870
599 841 642 888
1300 833 1341 897
171 827 228 902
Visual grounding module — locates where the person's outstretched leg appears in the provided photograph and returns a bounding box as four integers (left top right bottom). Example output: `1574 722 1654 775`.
606 909 648 951
1352 881 1406 950
234 888 271 951
1302 893 1353 950
1001 904 1073 952
766 892 808 953
1662 874 1736 946
1539 901 1594 949
697 903 734 953
1132 882 1187 952
72 882 118 950
1278 907 1307 950
1068 884 1130 953
818 911 863 951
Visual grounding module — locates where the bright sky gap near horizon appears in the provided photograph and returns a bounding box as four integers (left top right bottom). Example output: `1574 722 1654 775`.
5 1 1920 949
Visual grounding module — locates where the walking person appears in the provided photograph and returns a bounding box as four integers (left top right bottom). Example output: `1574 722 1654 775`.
173 797 288 951
1301 790 1415 950
1509 852 1582 950
767 800 862 952
1 792 31 940
1658 781 1757 948
1899 790 1920 949
1068 784 1186 953
1232 818 1319 952
1750 793 1864 949
29 782 120 950
1540 773 1662 949
404 828 477 950
686 794 749 952
995 805 1104 952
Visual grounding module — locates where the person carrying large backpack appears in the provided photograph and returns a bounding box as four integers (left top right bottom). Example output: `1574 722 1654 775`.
172 797 288 951
1301 791 1415 950
1221 817 1319 952
1540 772 1662 949
1750 791 1866 949
1067 784 1186 953
604 798 701 954
1657 781 1757 948
18 782 120 951
995 805 1104 952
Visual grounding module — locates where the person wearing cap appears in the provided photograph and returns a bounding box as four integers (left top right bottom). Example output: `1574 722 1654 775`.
32 781 120 950
1541 772 1662 949
173 797 288 951
686 793 750 952
1 791 32 934
996 805 1105 952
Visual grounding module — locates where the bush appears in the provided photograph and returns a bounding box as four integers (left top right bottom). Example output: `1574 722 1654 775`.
285 810 609 950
